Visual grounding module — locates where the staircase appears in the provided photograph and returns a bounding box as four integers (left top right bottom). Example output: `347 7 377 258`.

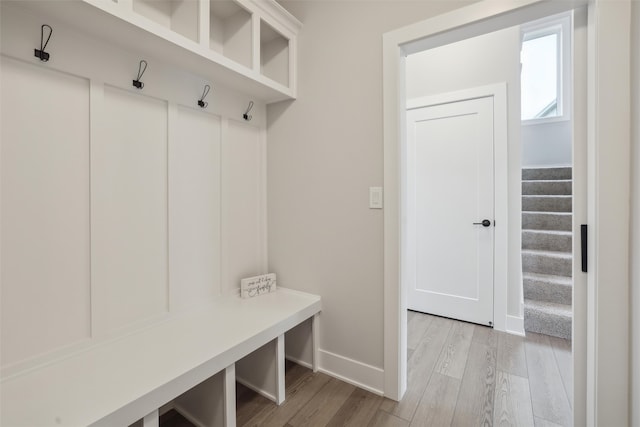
522 167 573 340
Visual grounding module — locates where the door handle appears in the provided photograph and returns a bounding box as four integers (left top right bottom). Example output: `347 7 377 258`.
473 219 492 227
581 224 587 272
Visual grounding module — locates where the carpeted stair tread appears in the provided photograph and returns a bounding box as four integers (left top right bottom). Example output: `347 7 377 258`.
522 195 572 212
524 299 572 340
522 249 572 256
523 272 572 305
523 271 572 285
522 229 573 237
522 229 572 252
522 167 572 180
522 249 572 277
522 179 572 196
522 211 572 231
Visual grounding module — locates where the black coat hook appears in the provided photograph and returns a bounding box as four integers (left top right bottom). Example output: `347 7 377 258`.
198 84 211 108
243 101 254 121
34 24 53 62
133 60 148 89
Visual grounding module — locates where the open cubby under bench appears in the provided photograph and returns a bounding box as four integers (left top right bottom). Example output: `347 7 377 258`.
1 288 321 427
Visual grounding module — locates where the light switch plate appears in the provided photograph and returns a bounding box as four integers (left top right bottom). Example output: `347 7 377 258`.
369 187 383 209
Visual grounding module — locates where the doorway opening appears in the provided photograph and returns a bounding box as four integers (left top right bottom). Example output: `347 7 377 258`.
399 6 585 425
520 12 574 342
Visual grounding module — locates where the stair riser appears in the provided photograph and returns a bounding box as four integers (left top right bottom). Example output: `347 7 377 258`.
522 253 572 277
524 278 572 305
522 196 572 212
524 307 572 340
522 231 572 252
522 213 572 231
522 167 572 180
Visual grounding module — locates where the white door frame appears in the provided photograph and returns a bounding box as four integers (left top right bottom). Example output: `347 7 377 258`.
405 84 508 329
382 1 631 426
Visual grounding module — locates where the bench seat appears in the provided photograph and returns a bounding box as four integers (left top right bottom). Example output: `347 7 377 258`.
1 288 321 427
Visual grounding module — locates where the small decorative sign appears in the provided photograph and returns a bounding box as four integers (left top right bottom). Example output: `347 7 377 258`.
241 273 277 299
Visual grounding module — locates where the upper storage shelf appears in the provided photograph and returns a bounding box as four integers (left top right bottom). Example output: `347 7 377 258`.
18 0 301 103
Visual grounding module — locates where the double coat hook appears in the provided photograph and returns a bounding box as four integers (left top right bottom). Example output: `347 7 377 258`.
243 101 254 121
133 60 148 89
34 24 53 62
198 85 211 108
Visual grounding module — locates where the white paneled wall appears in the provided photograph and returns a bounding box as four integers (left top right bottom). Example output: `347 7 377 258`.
92 86 169 335
222 120 266 294
0 5 267 373
0 57 92 367
169 107 222 310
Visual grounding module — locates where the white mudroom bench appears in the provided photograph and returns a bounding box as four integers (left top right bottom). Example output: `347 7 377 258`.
1 288 321 427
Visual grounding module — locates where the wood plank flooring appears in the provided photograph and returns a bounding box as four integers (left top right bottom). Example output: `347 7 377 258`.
162 311 572 427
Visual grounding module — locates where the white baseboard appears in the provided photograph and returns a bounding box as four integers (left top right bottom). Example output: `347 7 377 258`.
158 401 175 417
173 403 208 427
236 376 277 403
318 349 384 396
506 315 525 336
286 355 313 370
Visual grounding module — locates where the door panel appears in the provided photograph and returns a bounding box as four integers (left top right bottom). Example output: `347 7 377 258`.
407 96 494 326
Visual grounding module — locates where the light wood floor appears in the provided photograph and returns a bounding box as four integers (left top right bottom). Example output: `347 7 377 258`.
163 311 572 427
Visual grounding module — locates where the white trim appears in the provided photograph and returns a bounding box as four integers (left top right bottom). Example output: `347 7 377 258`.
586 2 631 425
506 315 526 336
631 4 640 426
173 404 208 427
285 355 313 370
235 376 277 403
318 349 384 396
247 0 302 33
404 83 509 333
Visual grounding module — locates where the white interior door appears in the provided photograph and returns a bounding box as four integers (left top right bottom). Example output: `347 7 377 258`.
407 95 495 326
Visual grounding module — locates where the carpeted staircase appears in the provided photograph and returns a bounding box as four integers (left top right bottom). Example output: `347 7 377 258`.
522 167 572 340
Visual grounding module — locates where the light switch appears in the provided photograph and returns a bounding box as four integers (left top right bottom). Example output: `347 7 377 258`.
369 187 383 209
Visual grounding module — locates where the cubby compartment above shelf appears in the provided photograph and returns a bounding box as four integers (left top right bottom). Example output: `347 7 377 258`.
133 0 199 43
209 0 252 69
260 19 289 87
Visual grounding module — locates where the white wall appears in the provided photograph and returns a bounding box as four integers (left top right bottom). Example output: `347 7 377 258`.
0 3 267 373
522 121 572 167
631 2 640 425
405 27 523 319
267 0 475 391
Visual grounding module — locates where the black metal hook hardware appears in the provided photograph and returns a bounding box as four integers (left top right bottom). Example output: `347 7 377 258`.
243 100 254 121
34 24 53 62
198 84 211 108
133 60 148 89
